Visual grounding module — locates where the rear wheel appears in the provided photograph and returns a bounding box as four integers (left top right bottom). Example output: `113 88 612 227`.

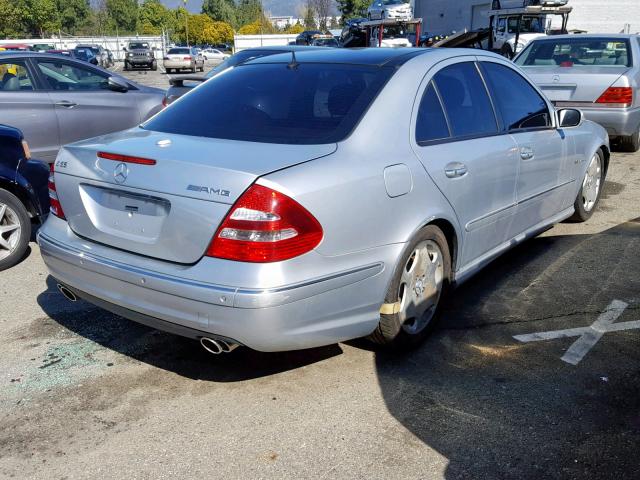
568 148 605 222
124 62 130 71
0 189 30 271
368 225 451 350
151 60 157 71
619 128 640 152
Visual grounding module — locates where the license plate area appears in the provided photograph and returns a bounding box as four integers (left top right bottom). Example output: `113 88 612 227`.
79 184 171 243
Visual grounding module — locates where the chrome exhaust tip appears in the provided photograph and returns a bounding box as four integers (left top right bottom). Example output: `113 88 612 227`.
200 337 239 354
57 284 77 302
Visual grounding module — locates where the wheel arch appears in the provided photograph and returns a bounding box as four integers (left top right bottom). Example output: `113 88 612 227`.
600 144 610 176
0 178 37 219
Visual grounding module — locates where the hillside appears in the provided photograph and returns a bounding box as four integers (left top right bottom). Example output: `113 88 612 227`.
161 0 309 17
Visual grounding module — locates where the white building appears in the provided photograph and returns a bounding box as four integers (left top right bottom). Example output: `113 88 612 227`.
413 0 640 35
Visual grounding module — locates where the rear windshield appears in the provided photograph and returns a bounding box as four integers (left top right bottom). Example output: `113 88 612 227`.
516 38 632 67
144 63 393 144
168 48 190 55
204 49 284 78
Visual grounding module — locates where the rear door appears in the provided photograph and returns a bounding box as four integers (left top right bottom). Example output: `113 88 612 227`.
0 58 59 162
479 59 571 231
33 58 140 147
411 58 520 268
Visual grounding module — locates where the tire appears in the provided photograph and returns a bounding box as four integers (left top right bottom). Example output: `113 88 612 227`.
501 44 514 59
568 148 605 222
0 189 31 272
151 60 157 71
198 64 204 72
619 128 640 152
124 62 130 71
368 225 451 350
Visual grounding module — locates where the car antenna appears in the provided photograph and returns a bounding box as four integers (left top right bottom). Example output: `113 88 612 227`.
287 50 299 70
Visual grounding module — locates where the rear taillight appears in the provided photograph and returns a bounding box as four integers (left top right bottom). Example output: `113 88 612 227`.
596 87 633 107
48 163 65 219
183 56 192 60
206 184 323 263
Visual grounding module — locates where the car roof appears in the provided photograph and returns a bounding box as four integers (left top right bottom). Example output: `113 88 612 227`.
245 47 431 67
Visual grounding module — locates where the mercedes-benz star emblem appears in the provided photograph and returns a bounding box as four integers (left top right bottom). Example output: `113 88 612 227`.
113 163 129 184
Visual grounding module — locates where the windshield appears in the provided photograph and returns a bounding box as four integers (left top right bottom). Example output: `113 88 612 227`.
516 38 632 67
382 0 408 5
129 43 149 50
168 48 190 55
145 63 393 144
505 16 545 34
312 38 338 47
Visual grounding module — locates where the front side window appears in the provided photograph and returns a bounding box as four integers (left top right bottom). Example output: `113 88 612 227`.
37 61 107 91
433 62 498 138
0 61 34 91
497 18 506 33
480 62 550 131
144 63 393 144
415 82 450 144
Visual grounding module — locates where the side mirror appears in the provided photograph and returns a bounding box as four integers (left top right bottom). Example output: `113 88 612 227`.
107 76 129 93
558 108 582 128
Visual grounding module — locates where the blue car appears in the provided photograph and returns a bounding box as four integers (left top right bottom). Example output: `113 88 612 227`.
0 125 49 270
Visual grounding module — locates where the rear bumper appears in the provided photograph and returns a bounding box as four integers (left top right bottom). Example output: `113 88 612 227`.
37 217 395 352
164 60 193 69
560 105 640 137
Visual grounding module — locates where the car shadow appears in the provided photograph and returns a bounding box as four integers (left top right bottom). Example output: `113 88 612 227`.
36 275 342 382
375 217 640 479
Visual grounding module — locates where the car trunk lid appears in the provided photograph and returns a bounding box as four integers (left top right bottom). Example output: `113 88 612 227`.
53 128 336 264
522 66 630 103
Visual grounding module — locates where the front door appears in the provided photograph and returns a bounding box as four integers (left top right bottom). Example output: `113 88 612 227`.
479 59 571 234
411 59 520 269
34 59 139 147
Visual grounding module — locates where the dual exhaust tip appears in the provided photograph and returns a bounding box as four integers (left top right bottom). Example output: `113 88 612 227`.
200 337 239 355
57 283 238 355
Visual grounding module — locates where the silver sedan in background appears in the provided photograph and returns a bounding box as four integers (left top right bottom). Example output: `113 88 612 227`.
38 48 608 353
516 34 640 151
0 52 164 163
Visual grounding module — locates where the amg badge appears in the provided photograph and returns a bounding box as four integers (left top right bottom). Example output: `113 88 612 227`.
187 185 231 197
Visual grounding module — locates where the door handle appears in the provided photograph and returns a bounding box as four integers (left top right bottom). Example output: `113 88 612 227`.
520 146 534 160
445 162 468 178
55 101 77 109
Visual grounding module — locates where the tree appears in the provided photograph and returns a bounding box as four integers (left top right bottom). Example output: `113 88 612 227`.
311 0 332 31
0 0 26 38
236 0 262 27
18 0 60 37
139 0 172 35
106 0 138 33
202 0 236 27
57 0 91 34
237 16 276 35
336 0 369 22
284 22 304 34
300 1 316 30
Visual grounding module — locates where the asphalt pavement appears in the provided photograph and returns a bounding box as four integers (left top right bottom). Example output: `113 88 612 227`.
0 68 638 479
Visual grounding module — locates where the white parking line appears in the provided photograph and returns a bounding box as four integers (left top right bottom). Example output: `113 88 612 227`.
111 63 121 72
514 300 635 365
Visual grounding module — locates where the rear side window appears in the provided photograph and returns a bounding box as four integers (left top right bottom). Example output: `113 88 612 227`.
433 62 498 138
0 61 34 91
415 82 450 144
480 62 551 130
144 63 393 144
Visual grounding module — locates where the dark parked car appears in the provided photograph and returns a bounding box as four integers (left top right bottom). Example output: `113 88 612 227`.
72 48 99 65
296 30 325 45
0 124 49 270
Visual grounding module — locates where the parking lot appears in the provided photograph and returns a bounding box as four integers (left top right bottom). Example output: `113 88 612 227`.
1 63 639 480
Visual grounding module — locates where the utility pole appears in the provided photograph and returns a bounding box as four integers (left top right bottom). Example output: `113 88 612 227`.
183 0 190 46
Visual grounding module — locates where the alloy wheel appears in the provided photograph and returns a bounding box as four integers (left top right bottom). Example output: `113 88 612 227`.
397 240 444 335
582 152 602 212
0 202 21 261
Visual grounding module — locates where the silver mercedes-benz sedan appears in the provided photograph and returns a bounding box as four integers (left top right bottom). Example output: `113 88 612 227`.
515 34 640 152
38 48 608 353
